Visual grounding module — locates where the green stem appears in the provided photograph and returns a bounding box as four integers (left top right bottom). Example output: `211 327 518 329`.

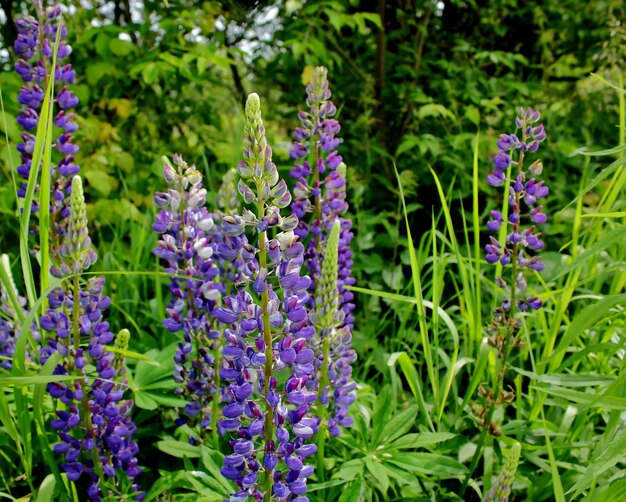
316 334 331 482
257 194 274 502
71 275 104 482
211 342 221 449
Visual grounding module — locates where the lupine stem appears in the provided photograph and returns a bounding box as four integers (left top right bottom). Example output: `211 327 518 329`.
316 334 330 482
70 274 104 482
211 344 221 448
257 192 274 502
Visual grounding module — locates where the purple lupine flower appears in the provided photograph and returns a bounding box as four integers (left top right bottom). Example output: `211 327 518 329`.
153 154 225 438
41 176 143 501
289 67 356 437
485 107 548 312
215 93 318 500
14 5 80 252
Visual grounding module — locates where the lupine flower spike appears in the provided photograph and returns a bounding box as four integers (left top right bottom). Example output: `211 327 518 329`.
40 176 144 501
474 107 547 433
483 443 521 502
14 5 80 251
289 67 356 440
153 155 224 441
484 107 547 355
214 93 317 501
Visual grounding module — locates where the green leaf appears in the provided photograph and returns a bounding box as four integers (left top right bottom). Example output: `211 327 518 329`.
104 346 163 366
532 386 626 410
337 475 362 502
513 368 615 387
567 426 626 497
336 458 364 480
599 477 626 501
133 392 159 410
109 38 133 56
156 439 201 458
142 62 159 84
389 432 456 450
95 32 111 57
548 227 626 281
365 458 390 494
551 293 626 364
86 62 117 85
380 405 419 445
34 474 55 502
417 104 456 121
370 385 394 447
83 170 118 197
0 391 18 442
0 375 81 387
200 447 235 494
387 452 468 477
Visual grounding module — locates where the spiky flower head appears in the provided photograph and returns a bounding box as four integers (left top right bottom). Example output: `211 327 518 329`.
315 219 342 329
217 168 240 216
53 175 97 277
483 443 521 502
113 328 130 377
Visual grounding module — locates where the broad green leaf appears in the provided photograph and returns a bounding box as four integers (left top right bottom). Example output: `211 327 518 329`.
156 439 201 458
34 474 55 502
380 405 419 445
337 475 362 502
365 458 390 494
109 38 133 56
389 432 456 450
133 392 158 410
336 458 364 481
387 452 468 477
370 385 394 447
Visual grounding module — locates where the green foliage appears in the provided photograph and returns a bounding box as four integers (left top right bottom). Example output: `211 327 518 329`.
0 0 625 501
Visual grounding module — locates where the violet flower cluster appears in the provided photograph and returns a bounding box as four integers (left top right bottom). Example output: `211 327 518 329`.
213 93 318 501
14 5 80 249
289 66 356 437
485 107 548 312
153 155 225 437
40 176 143 501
